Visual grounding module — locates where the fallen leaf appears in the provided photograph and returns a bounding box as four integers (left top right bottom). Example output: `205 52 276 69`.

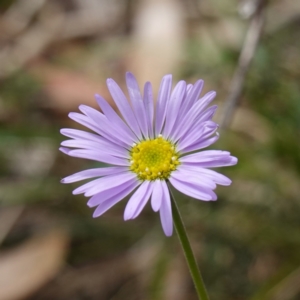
0 230 69 300
29 63 114 113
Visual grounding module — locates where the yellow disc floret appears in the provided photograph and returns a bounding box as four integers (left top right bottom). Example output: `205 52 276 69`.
129 135 180 181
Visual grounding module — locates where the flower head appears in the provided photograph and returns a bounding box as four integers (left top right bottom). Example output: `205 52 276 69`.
60 73 237 236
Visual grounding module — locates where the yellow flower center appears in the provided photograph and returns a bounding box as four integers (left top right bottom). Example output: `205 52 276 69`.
129 136 180 181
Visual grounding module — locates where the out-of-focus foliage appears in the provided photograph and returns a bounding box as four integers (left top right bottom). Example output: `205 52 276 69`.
0 0 299 299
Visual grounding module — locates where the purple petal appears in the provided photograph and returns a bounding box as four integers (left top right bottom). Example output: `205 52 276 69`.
169 176 217 201
59 147 72 155
151 180 163 212
68 112 103 135
61 139 128 158
159 181 173 236
67 149 128 166
186 83 193 92
179 135 219 153
188 158 238 168
171 92 216 142
126 72 149 138
178 79 204 120
61 128 128 156
88 179 139 208
92 181 139 217
106 78 142 139
143 82 154 138
179 164 232 186
189 106 218 131
163 80 186 138
185 150 230 157
73 172 137 196
85 174 137 198
177 121 218 152
180 150 238 168
79 105 134 146
61 128 104 142
155 75 172 136
195 91 217 113
68 112 128 148
124 181 153 220
94 94 137 142
61 167 128 184
61 139 100 149
171 169 216 190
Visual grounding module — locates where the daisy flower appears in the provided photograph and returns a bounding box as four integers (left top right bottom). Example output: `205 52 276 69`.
60 72 237 236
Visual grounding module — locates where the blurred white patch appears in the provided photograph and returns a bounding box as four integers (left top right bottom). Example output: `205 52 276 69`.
128 0 185 89
5 137 56 178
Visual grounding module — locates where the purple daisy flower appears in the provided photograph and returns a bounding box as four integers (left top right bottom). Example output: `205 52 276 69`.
60 73 237 236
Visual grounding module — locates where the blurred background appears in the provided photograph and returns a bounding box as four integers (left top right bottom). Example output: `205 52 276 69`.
0 0 300 299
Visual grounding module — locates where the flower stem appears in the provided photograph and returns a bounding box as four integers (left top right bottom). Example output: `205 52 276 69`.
169 187 210 300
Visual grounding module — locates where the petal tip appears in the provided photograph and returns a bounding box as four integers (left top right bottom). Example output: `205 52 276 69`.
164 228 173 237
59 147 70 155
106 78 115 86
92 210 99 218
231 157 238 165
211 194 218 201
126 71 134 78
161 74 172 83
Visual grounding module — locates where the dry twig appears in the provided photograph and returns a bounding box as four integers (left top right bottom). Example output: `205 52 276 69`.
0 206 24 246
0 0 124 80
220 0 267 129
1 0 47 38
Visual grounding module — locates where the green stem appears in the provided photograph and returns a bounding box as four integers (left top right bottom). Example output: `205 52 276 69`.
169 186 210 300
